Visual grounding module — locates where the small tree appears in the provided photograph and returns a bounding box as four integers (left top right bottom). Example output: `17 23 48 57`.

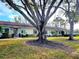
52 16 66 36
1 0 63 43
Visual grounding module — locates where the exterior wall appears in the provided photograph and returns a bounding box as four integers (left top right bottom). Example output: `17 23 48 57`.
9 28 14 35
46 28 52 35
0 25 65 37
17 27 53 36
17 27 34 35
25 28 34 35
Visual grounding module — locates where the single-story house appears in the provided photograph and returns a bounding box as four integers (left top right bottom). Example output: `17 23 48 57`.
0 21 64 38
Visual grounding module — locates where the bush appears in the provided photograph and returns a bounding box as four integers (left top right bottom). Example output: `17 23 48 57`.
25 34 29 37
1 33 9 38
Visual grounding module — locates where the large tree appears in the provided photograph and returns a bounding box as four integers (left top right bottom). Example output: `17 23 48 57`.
1 0 63 43
53 0 78 40
56 0 77 40
64 0 78 40
64 0 75 40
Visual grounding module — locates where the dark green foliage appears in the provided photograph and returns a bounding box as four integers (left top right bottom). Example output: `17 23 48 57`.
0 26 2 33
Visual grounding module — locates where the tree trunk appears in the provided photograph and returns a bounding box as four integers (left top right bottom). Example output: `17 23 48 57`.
37 32 47 43
68 20 74 40
37 25 47 43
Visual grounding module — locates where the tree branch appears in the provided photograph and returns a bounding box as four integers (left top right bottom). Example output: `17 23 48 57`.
39 0 42 11
46 0 57 18
20 0 39 29
6 0 38 30
43 0 63 31
23 0 39 22
42 0 48 21
48 0 63 20
31 0 42 20
53 6 67 12
20 1 39 28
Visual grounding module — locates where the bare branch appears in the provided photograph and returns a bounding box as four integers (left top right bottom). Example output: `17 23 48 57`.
39 0 42 11
17 0 38 27
22 0 40 29
21 0 25 6
46 0 57 18
48 0 63 19
43 0 63 31
23 0 38 21
42 0 48 21
31 0 42 20
6 0 38 29
53 6 67 12
16 5 24 9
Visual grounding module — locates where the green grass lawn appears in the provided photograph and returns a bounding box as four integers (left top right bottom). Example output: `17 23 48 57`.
0 37 79 59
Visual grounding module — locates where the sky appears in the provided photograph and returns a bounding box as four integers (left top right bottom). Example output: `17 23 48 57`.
0 1 16 22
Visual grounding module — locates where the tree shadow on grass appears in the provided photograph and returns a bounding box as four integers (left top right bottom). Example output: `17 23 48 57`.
66 39 79 42
26 40 75 53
